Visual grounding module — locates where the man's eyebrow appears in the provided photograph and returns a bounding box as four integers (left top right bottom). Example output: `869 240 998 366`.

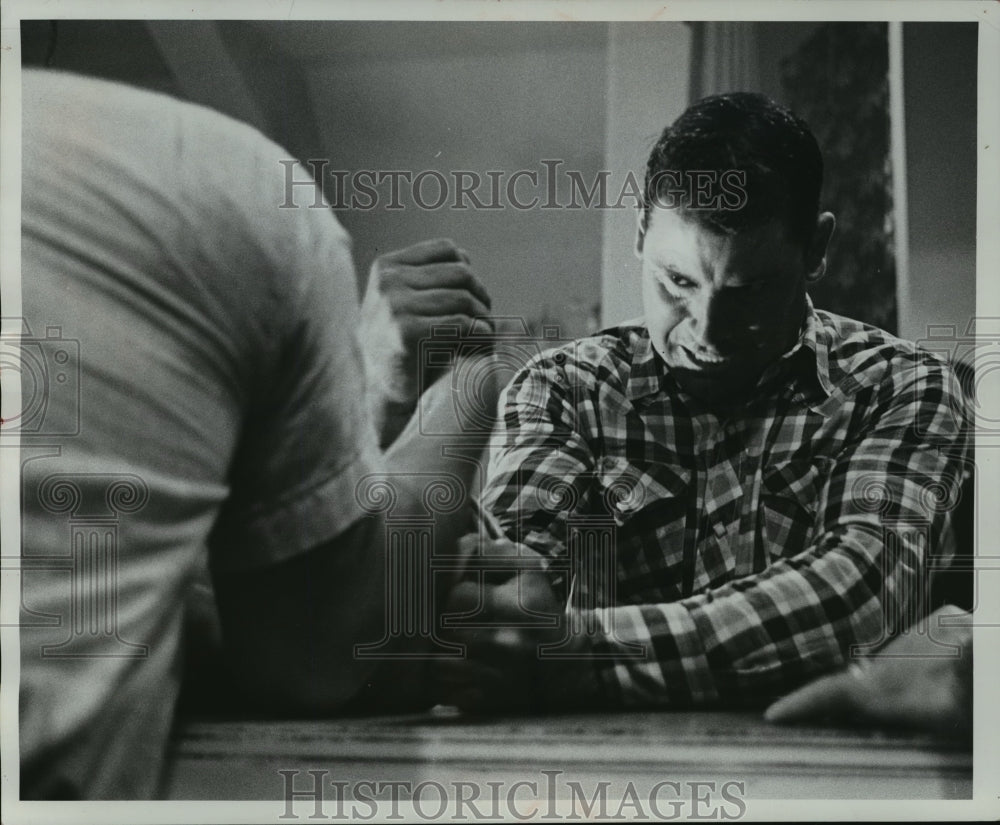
651 258 690 276
728 276 770 287
725 269 780 288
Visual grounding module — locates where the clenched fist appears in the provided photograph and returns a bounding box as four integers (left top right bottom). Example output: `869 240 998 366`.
432 536 602 714
359 239 493 445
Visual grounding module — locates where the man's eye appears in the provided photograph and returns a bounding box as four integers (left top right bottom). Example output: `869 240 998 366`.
667 272 695 289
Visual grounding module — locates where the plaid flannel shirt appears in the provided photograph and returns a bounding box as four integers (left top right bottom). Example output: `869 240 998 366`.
481 301 971 707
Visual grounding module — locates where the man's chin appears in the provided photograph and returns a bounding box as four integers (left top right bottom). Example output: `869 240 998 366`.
672 368 756 409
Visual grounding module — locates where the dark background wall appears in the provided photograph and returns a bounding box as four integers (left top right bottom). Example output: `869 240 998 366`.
903 22 978 343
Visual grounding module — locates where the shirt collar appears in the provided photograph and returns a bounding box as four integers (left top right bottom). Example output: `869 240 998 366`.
625 324 668 402
782 296 837 398
625 296 837 403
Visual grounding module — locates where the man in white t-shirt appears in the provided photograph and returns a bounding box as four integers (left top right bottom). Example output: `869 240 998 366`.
17 69 494 799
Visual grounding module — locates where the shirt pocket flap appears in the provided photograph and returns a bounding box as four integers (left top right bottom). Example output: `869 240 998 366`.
598 455 692 525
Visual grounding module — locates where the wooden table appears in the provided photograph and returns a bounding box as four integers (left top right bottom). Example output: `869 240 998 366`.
163 709 971 806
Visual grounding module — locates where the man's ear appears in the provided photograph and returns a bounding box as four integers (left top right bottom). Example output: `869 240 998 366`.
634 208 646 258
805 212 836 283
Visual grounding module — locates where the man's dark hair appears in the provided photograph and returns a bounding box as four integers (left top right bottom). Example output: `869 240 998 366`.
642 92 823 247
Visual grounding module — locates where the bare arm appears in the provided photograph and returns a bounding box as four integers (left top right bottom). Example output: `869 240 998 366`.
213 358 501 714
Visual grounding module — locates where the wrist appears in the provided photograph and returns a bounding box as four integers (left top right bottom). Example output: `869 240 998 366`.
537 614 606 710
370 395 417 449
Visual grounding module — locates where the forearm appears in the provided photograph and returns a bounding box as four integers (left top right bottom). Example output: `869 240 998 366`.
368 388 417 450
213 515 386 713
215 512 469 715
575 521 938 709
216 364 496 714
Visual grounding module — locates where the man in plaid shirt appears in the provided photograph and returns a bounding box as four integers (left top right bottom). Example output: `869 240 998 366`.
435 93 971 712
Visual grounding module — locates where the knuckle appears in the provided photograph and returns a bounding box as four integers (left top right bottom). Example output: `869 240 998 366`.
452 263 475 283
381 268 405 290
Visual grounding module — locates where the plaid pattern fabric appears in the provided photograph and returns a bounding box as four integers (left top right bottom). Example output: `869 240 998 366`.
481 300 972 707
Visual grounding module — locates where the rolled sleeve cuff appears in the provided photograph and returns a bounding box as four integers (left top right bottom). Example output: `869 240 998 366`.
212 450 384 572
591 603 719 707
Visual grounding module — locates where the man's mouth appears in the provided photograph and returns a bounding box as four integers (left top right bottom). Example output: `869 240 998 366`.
678 345 731 370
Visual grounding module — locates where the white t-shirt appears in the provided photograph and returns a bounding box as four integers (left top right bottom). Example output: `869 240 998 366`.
18 69 382 799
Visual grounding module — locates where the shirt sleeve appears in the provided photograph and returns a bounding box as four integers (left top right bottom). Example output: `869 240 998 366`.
481 348 599 562
203 131 384 571
586 354 971 707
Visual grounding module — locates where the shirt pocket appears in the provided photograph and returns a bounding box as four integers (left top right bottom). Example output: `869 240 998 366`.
760 457 834 561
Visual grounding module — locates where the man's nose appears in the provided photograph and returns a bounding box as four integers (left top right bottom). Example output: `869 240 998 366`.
688 292 737 353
